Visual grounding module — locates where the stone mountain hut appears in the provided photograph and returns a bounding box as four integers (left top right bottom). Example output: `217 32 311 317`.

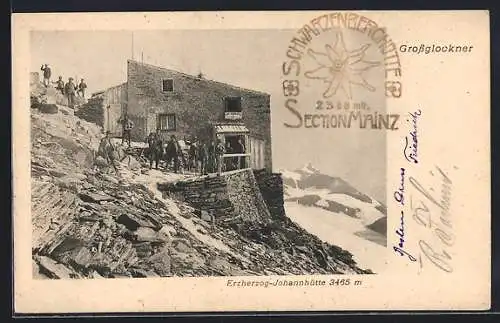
92 60 272 171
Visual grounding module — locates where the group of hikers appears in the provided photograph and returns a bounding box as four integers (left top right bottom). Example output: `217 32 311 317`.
100 114 247 176
40 63 88 109
146 132 222 175
145 132 246 175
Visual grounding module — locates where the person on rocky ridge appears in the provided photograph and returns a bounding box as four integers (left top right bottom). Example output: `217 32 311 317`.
40 64 52 87
77 78 87 99
64 77 77 109
52 76 65 95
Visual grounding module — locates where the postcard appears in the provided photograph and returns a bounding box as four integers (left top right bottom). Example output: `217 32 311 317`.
12 10 490 313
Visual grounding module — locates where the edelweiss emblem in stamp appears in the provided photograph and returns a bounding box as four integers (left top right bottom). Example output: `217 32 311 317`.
304 32 380 99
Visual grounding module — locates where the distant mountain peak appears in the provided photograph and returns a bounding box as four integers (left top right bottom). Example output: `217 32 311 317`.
300 162 321 174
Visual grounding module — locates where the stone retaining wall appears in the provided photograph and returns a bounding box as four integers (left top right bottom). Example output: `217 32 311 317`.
157 169 285 224
253 169 286 219
158 174 234 220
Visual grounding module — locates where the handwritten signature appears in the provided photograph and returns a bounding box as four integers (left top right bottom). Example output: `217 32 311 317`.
394 167 405 206
393 210 417 262
404 109 421 164
409 166 454 273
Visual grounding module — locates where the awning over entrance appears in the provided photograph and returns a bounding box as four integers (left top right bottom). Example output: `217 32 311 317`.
214 124 249 134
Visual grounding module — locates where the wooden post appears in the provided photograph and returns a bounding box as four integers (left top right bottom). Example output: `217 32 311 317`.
244 134 249 169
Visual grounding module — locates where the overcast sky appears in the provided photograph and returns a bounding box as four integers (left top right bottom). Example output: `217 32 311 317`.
31 30 387 202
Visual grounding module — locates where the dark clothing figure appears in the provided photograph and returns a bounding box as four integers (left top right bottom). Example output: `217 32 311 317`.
121 117 134 147
215 141 226 175
225 142 235 171
165 137 180 173
41 64 51 87
78 79 87 98
146 132 155 160
97 133 118 173
64 79 77 108
207 143 215 173
188 141 198 172
197 143 209 175
53 77 64 95
236 140 246 169
148 133 163 169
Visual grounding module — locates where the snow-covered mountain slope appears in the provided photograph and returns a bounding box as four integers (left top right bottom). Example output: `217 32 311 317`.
285 203 387 273
280 164 387 269
281 164 387 230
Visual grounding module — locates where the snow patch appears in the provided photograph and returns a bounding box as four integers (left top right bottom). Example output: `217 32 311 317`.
285 202 387 273
283 184 385 226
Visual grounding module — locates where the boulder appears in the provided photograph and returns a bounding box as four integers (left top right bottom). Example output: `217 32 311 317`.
44 87 58 104
101 174 119 184
79 191 114 204
200 210 212 222
94 156 108 167
171 239 192 253
36 256 78 279
116 213 157 231
134 227 160 242
197 228 208 235
55 176 81 193
70 246 93 267
158 225 176 240
148 249 171 276
131 268 160 278
39 103 59 114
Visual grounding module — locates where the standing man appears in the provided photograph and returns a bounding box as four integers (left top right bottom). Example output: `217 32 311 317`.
149 132 163 170
77 78 87 99
146 132 156 160
165 135 180 173
121 115 134 147
52 76 65 95
207 141 215 173
215 138 226 175
97 131 118 173
236 138 246 169
188 137 198 172
225 141 234 171
197 141 208 175
64 77 77 109
40 64 52 87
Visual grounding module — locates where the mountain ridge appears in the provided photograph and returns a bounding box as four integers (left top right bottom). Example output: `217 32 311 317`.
280 164 387 243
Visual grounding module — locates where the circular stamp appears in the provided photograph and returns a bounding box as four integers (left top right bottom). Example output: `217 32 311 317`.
281 12 402 130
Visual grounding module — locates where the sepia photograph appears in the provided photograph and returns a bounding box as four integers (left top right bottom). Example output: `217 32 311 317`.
30 28 387 280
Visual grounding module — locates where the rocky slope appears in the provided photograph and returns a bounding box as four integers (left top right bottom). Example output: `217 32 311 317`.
30 87 372 279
